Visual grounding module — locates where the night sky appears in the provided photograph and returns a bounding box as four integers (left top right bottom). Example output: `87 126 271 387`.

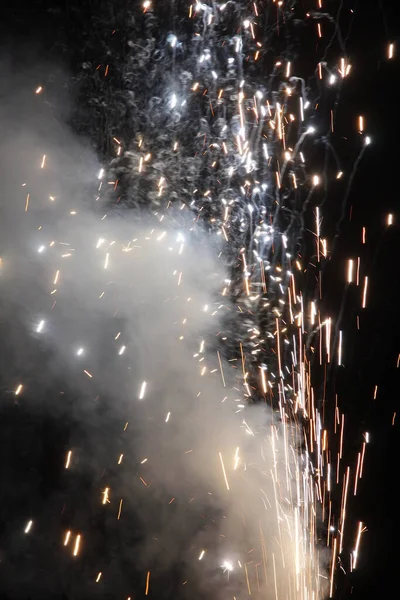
0 1 399 599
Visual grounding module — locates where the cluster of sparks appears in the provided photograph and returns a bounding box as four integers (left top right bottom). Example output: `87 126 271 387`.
5 1 397 599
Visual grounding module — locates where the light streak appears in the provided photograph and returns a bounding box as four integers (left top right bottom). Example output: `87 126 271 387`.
73 534 81 556
218 452 230 491
139 381 147 399
24 520 33 534
145 571 150 595
65 450 72 469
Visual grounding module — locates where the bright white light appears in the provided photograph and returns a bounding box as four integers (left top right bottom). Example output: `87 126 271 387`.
37 320 45 333
364 136 371 145
307 126 315 134
169 34 177 48
139 381 147 400
98 168 104 180
212 70 218 80
222 560 233 572
24 520 33 534
76 348 84 356
329 74 336 85
38 246 45 253
243 19 250 28
312 175 320 186
170 94 177 109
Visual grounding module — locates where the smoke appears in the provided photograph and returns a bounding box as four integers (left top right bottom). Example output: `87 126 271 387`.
0 65 324 599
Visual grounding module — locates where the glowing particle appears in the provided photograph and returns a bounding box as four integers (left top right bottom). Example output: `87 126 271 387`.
139 381 147 400
65 450 72 469
64 531 71 546
145 571 150 595
24 520 33 534
218 452 230 491
73 534 81 556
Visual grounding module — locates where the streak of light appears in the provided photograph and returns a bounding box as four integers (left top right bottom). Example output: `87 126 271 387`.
145 571 150 595
65 450 72 469
218 452 230 491
24 520 33 534
139 381 147 399
73 534 81 556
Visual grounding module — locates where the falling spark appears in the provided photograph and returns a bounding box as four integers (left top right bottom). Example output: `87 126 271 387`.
218 452 230 491
65 450 72 469
73 534 81 556
362 277 368 308
24 520 33 534
145 571 151 595
139 381 147 399
347 259 354 283
64 531 71 546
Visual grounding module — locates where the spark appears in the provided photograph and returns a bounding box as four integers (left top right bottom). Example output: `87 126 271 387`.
139 381 147 399
73 534 81 556
145 571 151 595
218 452 230 491
24 520 33 534
64 531 71 546
65 450 72 469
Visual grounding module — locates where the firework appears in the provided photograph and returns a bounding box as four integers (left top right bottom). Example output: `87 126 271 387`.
0 0 395 598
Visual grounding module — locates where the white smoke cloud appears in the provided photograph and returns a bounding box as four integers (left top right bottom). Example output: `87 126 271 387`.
0 64 325 600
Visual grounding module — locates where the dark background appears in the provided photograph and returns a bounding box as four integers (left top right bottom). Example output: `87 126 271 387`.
0 0 399 598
